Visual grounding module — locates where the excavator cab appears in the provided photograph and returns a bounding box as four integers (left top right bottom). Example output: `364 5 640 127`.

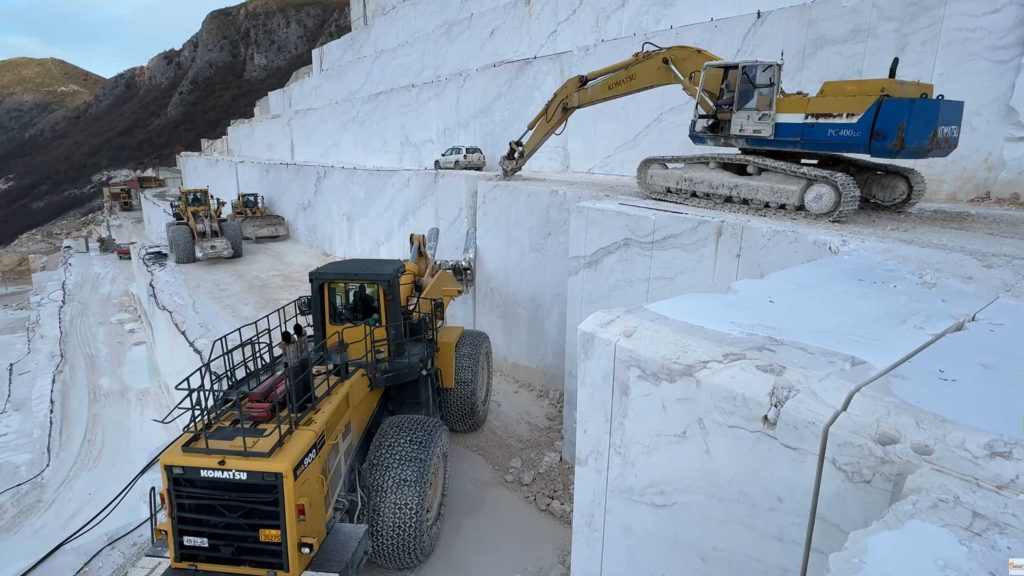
693 60 781 138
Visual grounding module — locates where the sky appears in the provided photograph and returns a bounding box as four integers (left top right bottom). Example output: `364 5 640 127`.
0 0 240 78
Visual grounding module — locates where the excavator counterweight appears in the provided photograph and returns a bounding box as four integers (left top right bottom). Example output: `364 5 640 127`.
501 44 964 221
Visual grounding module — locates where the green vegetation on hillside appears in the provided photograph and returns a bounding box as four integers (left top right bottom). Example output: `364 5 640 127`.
0 57 104 106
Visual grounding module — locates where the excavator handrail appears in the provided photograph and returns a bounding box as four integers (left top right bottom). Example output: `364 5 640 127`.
499 44 722 177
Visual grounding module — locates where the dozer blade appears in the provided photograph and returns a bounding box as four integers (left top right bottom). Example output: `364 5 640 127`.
239 215 288 240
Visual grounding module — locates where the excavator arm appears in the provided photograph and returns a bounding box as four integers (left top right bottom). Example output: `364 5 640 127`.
499 45 722 177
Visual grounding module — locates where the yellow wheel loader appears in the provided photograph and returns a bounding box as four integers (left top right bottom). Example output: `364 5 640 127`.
148 228 489 575
103 185 135 211
500 44 963 221
166 188 243 264
230 193 289 240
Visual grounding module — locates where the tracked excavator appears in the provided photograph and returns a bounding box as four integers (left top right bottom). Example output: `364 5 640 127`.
499 44 964 221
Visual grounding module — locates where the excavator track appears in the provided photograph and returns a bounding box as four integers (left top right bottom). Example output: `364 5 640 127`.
637 154 862 222
807 153 927 211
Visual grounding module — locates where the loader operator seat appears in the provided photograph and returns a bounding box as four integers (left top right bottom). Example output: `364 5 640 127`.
350 284 380 323
243 196 256 209
189 193 204 207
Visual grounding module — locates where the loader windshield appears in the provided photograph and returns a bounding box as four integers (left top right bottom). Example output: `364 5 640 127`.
328 281 382 325
188 191 208 207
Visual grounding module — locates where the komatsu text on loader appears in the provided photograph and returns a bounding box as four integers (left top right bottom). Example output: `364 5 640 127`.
147 228 488 575
500 44 964 221
166 188 243 264
230 193 289 240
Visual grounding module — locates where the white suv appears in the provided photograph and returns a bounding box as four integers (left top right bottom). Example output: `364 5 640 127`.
434 146 485 171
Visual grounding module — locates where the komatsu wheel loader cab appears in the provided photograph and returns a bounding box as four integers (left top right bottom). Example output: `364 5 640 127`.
149 229 489 575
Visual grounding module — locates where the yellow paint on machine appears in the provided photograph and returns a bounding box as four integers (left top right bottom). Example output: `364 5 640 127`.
777 78 935 116
155 369 382 576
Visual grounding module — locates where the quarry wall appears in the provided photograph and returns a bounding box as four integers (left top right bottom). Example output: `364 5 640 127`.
214 0 1024 200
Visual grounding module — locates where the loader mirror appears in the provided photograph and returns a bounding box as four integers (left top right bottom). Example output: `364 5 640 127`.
297 296 312 316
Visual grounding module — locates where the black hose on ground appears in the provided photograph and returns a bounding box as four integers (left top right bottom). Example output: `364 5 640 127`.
0 252 72 496
19 435 177 576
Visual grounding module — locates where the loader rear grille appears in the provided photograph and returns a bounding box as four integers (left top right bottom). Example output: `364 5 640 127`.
167 467 288 572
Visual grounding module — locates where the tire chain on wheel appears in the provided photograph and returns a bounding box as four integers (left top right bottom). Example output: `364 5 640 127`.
438 329 492 432
366 415 450 570
222 220 244 259
638 154 861 222
168 225 195 264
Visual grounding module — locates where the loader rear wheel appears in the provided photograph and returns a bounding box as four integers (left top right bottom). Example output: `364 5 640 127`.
366 415 450 570
439 329 492 432
168 225 195 265
222 221 243 259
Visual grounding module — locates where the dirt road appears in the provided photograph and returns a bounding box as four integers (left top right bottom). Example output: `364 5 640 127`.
0 249 179 575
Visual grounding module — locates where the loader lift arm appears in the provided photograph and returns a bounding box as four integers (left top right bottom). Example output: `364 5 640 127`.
499 44 721 177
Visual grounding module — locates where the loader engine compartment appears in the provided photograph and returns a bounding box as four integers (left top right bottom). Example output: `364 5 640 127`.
165 467 289 572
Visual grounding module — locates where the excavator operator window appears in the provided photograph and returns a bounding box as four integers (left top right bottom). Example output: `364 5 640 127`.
328 281 382 326
737 63 777 112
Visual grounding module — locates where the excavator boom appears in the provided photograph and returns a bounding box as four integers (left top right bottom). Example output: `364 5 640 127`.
499 45 721 177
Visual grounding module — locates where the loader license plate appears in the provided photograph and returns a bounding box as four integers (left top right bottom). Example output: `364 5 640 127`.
183 536 209 548
259 529 282 543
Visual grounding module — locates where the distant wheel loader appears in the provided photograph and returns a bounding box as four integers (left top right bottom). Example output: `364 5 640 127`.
230 192 289 240
103 185 135 211
148 227 488 575
165 188 243 264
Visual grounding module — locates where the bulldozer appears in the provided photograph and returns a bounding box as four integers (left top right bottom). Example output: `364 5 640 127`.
230 192 289 240
500 44 964 221
148 228 489 575
166 188 243 264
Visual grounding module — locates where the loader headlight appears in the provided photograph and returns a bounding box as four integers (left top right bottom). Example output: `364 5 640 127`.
299 542 314 555
171 466 184 474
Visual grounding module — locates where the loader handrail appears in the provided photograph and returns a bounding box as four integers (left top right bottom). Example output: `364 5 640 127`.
155 296 450 458
499 44 722 177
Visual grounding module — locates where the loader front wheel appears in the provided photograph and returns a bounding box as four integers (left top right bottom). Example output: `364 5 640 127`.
222 221 243 259
439 329 492 432
168 225 195 265
366 415 449 570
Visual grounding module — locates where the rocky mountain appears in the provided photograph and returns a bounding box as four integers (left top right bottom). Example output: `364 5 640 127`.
0 58 104 149
0 0 350 246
